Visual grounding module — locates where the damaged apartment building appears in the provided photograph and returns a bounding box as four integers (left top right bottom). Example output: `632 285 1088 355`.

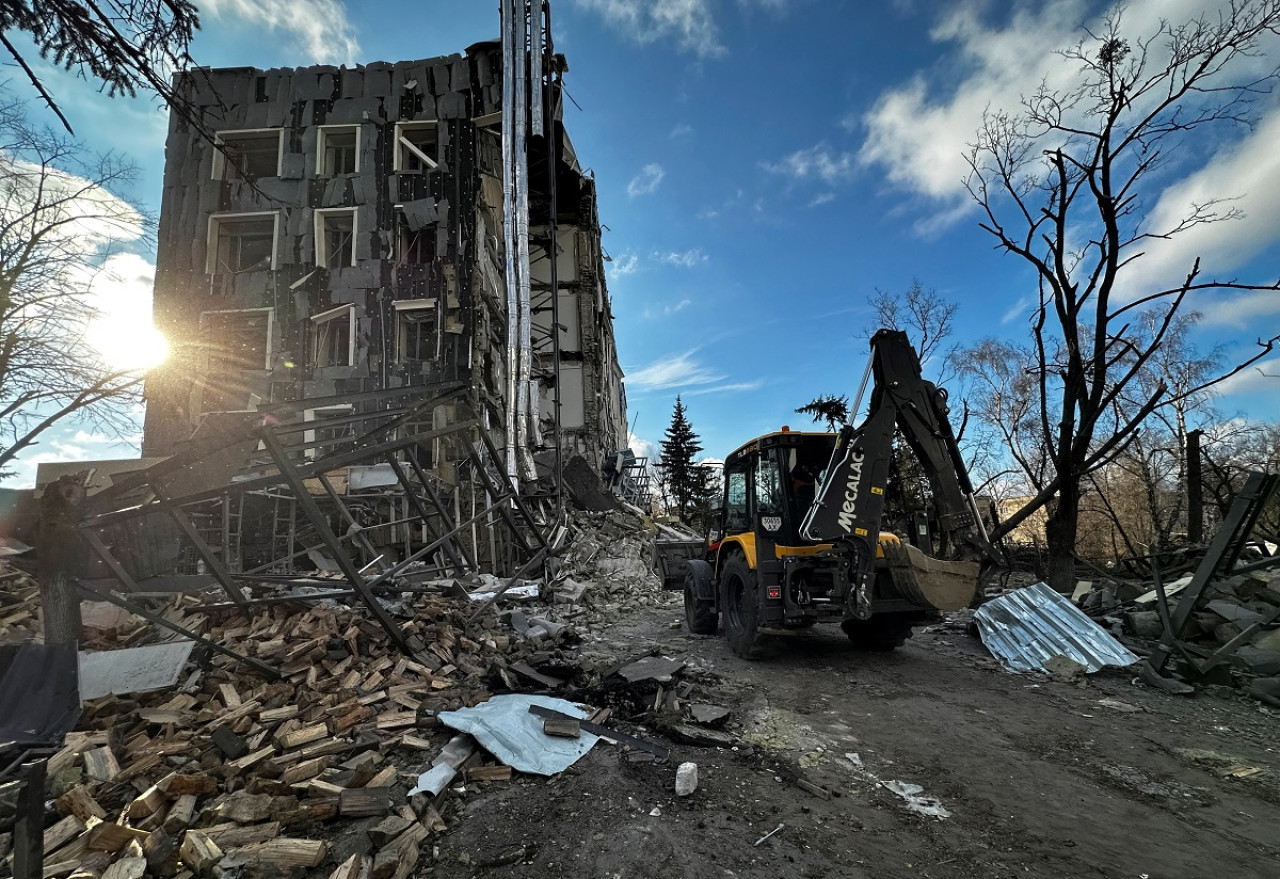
129 10 628 584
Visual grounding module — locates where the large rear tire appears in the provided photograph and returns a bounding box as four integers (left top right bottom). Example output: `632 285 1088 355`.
722 553 762 659
842 613 915 652
684 573 718 635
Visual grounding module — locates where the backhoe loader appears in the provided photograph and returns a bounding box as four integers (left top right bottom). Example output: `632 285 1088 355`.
674 329 1002 658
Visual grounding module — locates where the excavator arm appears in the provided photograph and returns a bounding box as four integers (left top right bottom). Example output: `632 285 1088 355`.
800 329 1002 616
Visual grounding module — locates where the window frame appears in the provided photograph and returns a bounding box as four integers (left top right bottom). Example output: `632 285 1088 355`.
207 212 279 274
211 128 284 181
393 206 437 265
198 307 275 371
303 404 355 459
392 299 438 362
392 121 440 172
317 124 360 176
315 207 358 269
311 304 356 368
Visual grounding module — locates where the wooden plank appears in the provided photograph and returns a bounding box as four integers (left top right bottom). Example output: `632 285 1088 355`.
465 765 512 782
274 722 329 750
226 839 328 869
56 786 107 822
82 747 120 782
179 830 223 873
42 815 85 853
339 787 394 817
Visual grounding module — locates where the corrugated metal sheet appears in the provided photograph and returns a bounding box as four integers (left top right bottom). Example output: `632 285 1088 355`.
973 582 1140 674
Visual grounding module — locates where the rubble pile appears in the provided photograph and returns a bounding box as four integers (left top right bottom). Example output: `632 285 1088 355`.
1074 566 1280 703
0 506 684 878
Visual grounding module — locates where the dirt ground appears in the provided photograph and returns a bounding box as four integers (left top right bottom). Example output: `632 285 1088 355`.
423 594 1280 879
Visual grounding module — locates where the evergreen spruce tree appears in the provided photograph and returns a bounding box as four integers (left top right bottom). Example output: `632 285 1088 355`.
659 396 704 521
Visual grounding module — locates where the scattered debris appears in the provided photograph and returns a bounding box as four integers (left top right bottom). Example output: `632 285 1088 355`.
882 779 952 820
437 694 598 776
77 643 195 701
675 762 698 796
753 823 785 846
616 655 685 683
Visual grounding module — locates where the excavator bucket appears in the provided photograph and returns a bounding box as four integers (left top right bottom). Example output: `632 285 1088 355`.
881 541 978 611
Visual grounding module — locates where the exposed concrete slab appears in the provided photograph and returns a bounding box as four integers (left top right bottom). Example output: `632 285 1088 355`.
78 642 195 701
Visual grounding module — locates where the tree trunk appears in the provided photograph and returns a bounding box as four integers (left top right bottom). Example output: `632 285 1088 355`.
1043 488 1080 593
38 474 86 645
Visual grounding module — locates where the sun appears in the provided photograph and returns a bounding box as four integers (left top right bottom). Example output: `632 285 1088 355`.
88 317 170 372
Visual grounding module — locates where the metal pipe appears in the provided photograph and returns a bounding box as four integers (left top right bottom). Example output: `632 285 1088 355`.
515 0 536 479
500 0 520 488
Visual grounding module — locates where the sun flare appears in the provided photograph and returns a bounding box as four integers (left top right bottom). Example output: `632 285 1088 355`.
88 317 170 372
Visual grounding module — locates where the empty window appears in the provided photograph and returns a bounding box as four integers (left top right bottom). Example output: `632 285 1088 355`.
312 305 355 368
315 209 356 269
393 121 439 172
396 210 437 265
318 125 359 175
304 405 355 459
213 129 283 181
200 309 273 371
394 301 437 361
208 214 277 274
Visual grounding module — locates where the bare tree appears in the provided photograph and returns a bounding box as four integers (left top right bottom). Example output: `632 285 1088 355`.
868 280 959 381
0 1 199 133
963 2 1280 590
0 100 147 476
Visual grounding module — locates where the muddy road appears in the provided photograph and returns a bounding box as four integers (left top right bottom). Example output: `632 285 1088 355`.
428 595 1280 879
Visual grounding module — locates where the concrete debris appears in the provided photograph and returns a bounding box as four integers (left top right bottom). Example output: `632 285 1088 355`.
77 642 196 702
675 762 698 796
617 656 685 683
1073 563 1280 698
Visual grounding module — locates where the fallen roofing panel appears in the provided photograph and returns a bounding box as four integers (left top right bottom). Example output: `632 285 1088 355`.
973 582 1140 674
437 693 598 776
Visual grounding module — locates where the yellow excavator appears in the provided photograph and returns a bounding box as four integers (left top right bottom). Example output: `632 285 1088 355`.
674 329 1003 658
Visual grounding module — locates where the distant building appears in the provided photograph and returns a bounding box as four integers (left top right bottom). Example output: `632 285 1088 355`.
142 43 628 500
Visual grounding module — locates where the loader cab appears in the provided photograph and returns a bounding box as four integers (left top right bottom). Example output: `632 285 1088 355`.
721 430 837 550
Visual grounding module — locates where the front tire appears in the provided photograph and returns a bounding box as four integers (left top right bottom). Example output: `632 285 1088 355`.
685 572 718 635
842 613 915 652
721 553 762 659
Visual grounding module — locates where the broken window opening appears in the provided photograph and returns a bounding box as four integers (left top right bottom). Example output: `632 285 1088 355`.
393 121 439 173
197 309 274 412
316 209 357 269
208 214 277 274
304 404 355 459
213 129 283 181
396 211 438 265
394 301 438 362
318 125 359 176
312 305 355 368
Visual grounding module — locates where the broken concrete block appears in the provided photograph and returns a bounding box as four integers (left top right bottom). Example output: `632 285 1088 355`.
1233 646 1280 676
1043 655 1087 682
675 762 698 797
689 704 730 727
554 578 588 604
1206 600 1265 626
1252 628 1280 652
1248 676 1280 707
1125 610 1163 640
617 656 684 683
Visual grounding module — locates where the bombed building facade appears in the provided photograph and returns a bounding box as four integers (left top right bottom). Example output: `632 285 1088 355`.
134 36 628 575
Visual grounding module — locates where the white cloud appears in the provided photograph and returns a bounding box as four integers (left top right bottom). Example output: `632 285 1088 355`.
642 298 693 319
762 144 856 185
1128 109 1280 307
202 0 360 64
1215 358 1280 395
625 350 724 391
1193 289 1280 329
81 253 169 371
627 163 666 197
1000 295 1033 325
683 380 763 395
610 250 641 276
575 0 725 58
808 192 835 207
627 432 657 461
654 248 707 268
670 123 694 139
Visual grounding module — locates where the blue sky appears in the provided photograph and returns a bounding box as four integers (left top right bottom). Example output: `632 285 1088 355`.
5 0 1280 486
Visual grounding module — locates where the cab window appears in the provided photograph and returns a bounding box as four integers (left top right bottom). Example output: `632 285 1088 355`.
753 450 784 517
724 467 749 533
